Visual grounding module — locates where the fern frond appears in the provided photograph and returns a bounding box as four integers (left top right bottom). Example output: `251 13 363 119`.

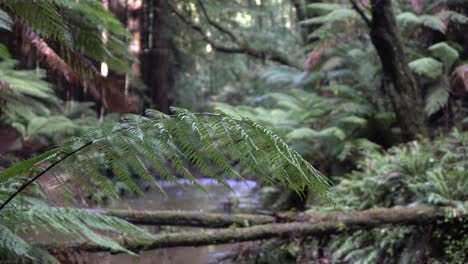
0 195 153 262
0 8 13 31
397 12 450 33
287 127 346 142
408 57 444 79
0 223 58 264
428 42 459 71
306 3 343 14
20 206 150 254
397 12 421 28
419 15 446 33
301 8 359 25
436 10 468 24
424 83 449 116
0 108 332 211
2 0 71 44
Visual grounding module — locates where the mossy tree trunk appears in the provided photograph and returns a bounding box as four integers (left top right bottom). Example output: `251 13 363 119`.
370 0 428 141
40 206 465 252
81 209 275 228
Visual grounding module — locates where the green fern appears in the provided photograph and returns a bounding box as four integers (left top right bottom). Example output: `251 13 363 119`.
428 42 459 71
53 0 133 73
0 195 153 262
424 83 449 116
0 0 133 74
408 57 444 79
312 130 467 263
1 0 71 44
397 10 468 34
0 223 59 264
436 10 468 24
0 107 332 262
0 9 13 31
301 8 359 25
0 107 331 210
306 3 342 14
0 58 89 141
419 14 447 33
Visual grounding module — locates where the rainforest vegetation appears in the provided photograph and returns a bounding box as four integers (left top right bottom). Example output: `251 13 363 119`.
0 0 467 263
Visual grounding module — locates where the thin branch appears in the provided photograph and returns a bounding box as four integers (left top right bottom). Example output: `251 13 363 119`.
168 3 298 68
196 0 240 45
0 141 93 212
349 0 372 28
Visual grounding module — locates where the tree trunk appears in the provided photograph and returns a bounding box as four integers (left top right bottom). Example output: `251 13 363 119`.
140 0 172 113
80 209 275 227
370 0 428 141
40 206 465 252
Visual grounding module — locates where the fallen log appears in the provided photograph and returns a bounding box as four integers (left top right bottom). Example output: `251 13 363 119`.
81 209 275 227
289 205 466 225
41 206 466 252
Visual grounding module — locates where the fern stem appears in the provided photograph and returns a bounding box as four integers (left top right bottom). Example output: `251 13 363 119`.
0 141 94 212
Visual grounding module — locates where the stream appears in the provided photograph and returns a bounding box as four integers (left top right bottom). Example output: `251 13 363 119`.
91 178 264 264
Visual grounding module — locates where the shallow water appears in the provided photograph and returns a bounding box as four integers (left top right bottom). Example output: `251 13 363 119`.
106 178 260 212
100 178 262 264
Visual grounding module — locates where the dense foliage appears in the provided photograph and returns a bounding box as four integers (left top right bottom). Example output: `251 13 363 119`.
236 130 467 263
0 0 467 263
319 130 467 263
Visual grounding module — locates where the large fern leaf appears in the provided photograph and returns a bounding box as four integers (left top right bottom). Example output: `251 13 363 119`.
424 83 449 116
408 57 444 79
301 8 359 25
0 107 331 210
0 8 13 31
0 223 59 264
0 195 152 262
428 42 459 71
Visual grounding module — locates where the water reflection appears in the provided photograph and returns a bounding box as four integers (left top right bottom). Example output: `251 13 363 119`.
102 178 261 264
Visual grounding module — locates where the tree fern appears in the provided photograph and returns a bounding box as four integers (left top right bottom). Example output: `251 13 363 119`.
0 223 59 264
0 0 133 74
0 107 332 262
0 107 331 211
1 0 71 44
0 195 153 262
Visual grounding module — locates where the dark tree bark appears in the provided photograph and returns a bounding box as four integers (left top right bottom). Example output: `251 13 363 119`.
140 0 172 113
370 0 428 141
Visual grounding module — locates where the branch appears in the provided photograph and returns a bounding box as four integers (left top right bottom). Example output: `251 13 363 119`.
169 3 299 68
0 141 93 212
38 206 466 252
349 0 372 28
196 0 240 45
